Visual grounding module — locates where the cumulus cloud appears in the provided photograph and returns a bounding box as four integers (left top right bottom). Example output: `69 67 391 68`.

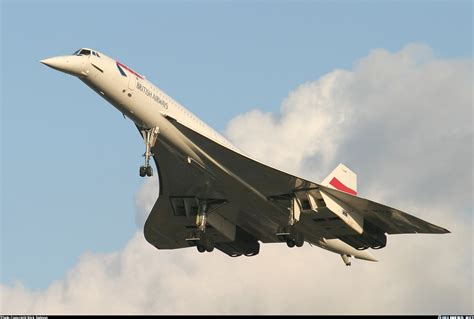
226 68 352 176
1 218 471 314
227 44 472 200
1 44 472 314
134 174 159 229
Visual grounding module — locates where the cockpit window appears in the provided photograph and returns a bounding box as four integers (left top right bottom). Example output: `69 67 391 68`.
72 48 100 57
73 49 91 56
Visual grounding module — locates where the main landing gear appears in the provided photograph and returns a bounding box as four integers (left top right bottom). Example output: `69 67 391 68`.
276 197 304 248
186 201 215 253
139 127 159 177
277 225 304 248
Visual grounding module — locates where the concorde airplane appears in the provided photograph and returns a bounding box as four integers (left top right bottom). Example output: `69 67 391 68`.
41 48 449 266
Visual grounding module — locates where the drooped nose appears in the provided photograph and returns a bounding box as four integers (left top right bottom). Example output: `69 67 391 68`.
40 55 86 77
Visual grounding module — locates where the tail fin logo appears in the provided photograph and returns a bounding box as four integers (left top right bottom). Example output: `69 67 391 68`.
329 177 357 196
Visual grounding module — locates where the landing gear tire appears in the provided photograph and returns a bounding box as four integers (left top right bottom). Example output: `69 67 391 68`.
286 239 296 248
197 244 206 253
139 165 153 177
295 232 304 247
193 230 214 253
146 166 153 177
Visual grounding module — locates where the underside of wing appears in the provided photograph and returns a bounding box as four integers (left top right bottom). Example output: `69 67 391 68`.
317 185 450 235
144 118 449 256
142 124 275 257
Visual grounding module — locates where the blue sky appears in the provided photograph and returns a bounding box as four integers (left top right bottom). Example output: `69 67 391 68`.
1 0 472 295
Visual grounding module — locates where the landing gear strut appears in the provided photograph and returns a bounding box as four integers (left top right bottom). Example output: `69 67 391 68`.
276 196 304 248
139 127 159 177
186 200 215 253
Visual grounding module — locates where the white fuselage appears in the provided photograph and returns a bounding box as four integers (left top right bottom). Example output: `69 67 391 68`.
80 52 242 157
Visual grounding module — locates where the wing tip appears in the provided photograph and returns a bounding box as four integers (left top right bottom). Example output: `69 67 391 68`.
421 226 450 234
440 227 451 234
431 224 450 234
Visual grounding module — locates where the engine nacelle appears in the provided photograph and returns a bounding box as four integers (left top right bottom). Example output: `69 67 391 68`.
215 226 260 257
339 221 387 250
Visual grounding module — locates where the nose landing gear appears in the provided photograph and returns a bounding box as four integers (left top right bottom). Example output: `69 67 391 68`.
139 127 159 177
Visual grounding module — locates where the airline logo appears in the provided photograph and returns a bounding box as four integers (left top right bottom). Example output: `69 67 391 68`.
329 177 357 196
116 61 143 79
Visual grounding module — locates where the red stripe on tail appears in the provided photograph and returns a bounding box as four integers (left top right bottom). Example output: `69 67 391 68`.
329 177 357 196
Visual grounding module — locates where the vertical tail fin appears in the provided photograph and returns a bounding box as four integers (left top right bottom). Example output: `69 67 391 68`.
321 163 357 196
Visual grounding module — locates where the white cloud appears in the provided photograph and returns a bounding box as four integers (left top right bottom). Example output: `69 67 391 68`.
226 69 353 176
134 174 159 229
1 44 472 314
